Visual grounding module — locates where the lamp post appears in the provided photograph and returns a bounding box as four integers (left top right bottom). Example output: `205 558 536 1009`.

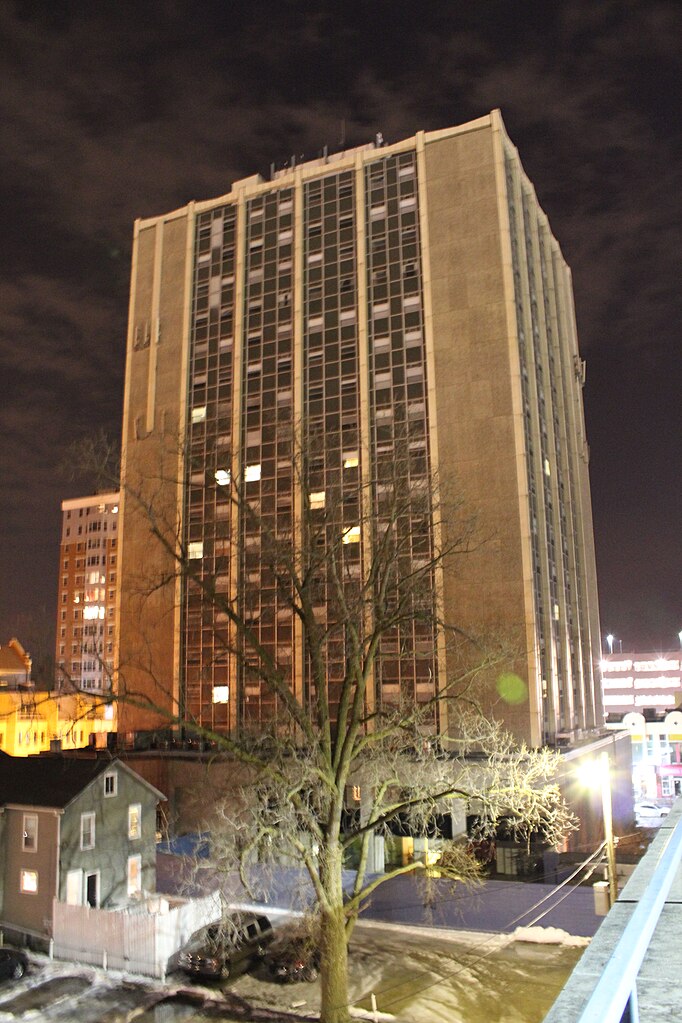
606 634 615 655
599 751 619 908
579 751 618 908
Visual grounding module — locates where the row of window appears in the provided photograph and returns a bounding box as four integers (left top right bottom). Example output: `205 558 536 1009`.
21 803 141 855
20 855 142 900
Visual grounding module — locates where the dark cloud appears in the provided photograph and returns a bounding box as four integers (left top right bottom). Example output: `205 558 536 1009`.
0 0 680 655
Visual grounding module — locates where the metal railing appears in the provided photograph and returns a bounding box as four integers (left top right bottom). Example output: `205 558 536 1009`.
544 806 682 1023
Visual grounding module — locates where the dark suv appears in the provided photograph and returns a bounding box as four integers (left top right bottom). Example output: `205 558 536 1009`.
177 913 273 981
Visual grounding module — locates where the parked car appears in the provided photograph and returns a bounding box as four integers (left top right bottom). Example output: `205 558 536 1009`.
635 802 671 826
265 928 321 983
177 913 273 981
0 948 28 982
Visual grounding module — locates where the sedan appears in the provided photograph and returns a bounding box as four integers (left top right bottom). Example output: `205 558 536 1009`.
635 802 671 826
0 949 28 982
265 934 321 983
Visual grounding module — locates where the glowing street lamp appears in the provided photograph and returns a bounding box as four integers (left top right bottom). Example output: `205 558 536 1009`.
578 751 618 907
678 630 682 651
606 634 615 655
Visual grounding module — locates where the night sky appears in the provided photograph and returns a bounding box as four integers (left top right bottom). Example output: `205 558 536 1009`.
1 1 680 672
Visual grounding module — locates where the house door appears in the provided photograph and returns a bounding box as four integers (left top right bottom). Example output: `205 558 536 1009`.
85 871 99 908
66 869 82 905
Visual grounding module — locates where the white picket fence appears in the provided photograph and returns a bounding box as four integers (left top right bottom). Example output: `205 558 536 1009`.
52 891 221 977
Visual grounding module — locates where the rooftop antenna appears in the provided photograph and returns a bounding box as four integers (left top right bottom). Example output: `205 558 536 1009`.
339 118 346 147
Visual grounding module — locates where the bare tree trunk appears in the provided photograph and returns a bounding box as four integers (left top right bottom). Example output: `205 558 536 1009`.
319 846 351 1023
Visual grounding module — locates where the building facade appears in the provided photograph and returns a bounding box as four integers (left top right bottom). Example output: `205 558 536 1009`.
55 493 120 694
117 111 602 748
602 650 682 799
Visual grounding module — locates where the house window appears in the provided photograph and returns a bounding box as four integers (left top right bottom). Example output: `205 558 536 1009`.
104 772 117 797
127 855 142 897
80 812 95 850
188 541 204 560
128 804 141 840
212 685 229 704
22 814 38 852
20 869 38 894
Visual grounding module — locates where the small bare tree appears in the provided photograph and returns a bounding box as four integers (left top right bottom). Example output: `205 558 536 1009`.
72 429 573 1023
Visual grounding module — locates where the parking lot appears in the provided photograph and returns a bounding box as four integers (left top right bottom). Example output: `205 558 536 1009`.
0 923 585 1023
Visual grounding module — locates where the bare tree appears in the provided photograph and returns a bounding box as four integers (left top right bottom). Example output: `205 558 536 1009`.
73 429 573 1023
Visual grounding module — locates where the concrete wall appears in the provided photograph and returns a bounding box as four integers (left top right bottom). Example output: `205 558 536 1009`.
117 213 192 733
423 121 538 745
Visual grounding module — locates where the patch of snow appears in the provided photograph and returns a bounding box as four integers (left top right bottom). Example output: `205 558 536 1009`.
511 925 590 947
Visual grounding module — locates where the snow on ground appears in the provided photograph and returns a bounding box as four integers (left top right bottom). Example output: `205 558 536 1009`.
0 922 585 1023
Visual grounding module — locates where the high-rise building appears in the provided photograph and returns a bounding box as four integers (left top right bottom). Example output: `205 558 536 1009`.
116 111 603 747
56 493 120 694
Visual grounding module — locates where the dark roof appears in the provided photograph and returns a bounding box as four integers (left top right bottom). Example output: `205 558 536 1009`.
0 752 117 809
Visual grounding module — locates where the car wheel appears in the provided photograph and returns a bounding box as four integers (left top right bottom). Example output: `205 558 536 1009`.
12 961 25 980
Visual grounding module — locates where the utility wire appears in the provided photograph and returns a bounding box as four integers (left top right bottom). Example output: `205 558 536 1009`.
336 841 607 1017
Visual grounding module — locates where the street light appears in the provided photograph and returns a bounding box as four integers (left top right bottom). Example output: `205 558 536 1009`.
579 751 618 907
606 634 614 655
678 630 682 651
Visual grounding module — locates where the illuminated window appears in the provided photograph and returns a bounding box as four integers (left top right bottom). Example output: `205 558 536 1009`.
128 804 141 840
244 463 261 483
309 491 326 510
343 526 361 544
191 406 207 424
23 814 38 852
212 685 229 704
80 812 95 850
188 541 204 560
20 869 38 894
215 468 231 486
104 772 117 797
127 855 142 897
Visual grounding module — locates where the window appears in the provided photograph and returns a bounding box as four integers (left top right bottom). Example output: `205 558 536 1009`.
191 405 207 424
20 869 38 894
244 463 261 483
128 804 141 840
104 772 117 797
80 812 95 850
188 541 204 560
127 855 142 897
215 468 231 486
213 685 229 704
309 491 326 510
343 525 361 544
23 814 38 852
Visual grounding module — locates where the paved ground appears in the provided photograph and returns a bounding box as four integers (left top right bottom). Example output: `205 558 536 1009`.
0 924 584 1023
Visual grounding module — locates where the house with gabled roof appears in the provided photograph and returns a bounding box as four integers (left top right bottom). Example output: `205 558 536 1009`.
0 752 165 942
0 638 32 689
